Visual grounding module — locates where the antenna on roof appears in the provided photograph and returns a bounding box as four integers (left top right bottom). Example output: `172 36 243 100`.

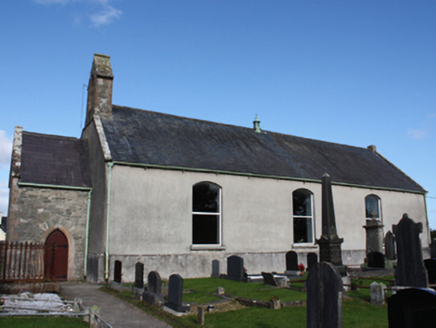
80 84 87 131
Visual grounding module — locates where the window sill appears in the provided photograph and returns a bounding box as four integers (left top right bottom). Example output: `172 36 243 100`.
292 244 318 249
190 245 226 251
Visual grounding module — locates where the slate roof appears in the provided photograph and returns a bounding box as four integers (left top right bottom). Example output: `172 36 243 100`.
20 132 92 188
101 105 425 193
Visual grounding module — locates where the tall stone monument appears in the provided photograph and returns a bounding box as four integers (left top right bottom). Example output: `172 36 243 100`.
316 173 346 275
363 218 384 255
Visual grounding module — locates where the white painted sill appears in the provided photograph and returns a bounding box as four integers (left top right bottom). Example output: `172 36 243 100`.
190 245 226 251
292 244 318 249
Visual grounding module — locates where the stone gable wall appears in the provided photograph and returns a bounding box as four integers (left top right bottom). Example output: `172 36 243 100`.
7 184 89 280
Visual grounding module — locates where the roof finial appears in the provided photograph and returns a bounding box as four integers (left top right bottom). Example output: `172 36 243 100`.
253 114 261 133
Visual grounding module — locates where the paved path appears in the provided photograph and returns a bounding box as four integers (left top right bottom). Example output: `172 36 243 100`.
60 282 172 328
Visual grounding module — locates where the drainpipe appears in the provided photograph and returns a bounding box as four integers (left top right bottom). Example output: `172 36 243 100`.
105 162 114 281
84 190 92 279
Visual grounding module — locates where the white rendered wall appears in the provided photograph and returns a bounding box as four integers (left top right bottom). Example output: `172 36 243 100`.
106 165 428 281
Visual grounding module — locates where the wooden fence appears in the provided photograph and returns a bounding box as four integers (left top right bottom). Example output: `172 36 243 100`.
0 241 45 282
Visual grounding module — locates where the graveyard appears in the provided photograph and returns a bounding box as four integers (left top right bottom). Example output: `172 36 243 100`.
98 177 436 327
2 177 436 327
2 178 436 327
103 273 393 327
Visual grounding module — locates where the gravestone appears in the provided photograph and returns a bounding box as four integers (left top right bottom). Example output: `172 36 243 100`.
211 260 220 278
226 255 245 281
114 260 122 283
367 251 385 268
165 274 190 313
216 286 225 295
262 272 288 288
148 271 162 294
307 252 318 272
393 214 428 287
285 251 300 275
363 218 384 254
388 288 436 328
424 259 436 284
134 262 144 289
370 281 386 306
142 271 162 305
307 261 343 328
384 231 396 260
431 239 436 259
316 173 346 276
286 251 298 271
262 272 278 287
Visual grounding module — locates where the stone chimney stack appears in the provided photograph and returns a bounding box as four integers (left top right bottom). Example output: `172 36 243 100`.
85 54 114 126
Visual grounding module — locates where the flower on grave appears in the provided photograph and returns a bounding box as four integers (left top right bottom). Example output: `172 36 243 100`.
298 263 305 272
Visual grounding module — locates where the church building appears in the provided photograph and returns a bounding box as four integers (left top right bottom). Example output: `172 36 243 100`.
7 54 430 283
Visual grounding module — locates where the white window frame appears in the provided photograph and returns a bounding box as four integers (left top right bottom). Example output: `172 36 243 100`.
192 182 222 247
365 194 382 220
292 189 315 245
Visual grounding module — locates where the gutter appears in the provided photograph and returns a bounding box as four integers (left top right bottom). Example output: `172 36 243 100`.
17 182 92 192
104 162 114 281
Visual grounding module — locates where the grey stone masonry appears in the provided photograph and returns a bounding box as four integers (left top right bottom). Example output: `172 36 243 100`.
307 261 343 328
211 259 220 278
393 213 428 288
86 54 113 126
363 218 384 255
7 186 89 280
384 231 396 260
370 282 386 306
316 173 346 275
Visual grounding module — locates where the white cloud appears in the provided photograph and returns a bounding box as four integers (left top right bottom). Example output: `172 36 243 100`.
407 128 430 140
0 131 12 169
34 0 122 27
90 4 122 27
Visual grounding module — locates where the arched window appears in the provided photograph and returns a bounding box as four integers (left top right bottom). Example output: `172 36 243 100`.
293 189 314 244
365 195 381 220
192 182 221 245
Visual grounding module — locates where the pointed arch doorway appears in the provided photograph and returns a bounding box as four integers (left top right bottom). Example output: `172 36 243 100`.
44 229 69 281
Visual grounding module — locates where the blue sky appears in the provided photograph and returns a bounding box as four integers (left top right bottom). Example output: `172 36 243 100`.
1 1 435 229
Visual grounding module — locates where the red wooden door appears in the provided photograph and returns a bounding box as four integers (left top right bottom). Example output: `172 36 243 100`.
44 230 68 281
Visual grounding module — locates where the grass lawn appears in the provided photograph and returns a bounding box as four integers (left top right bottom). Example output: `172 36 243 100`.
183 277 307 303
178 299 388 328
0 316 88 328
101 275 391 327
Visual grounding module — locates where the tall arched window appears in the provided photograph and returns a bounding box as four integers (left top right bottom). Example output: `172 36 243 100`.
365 195 381 220
293 189 314 244
192 182 221 245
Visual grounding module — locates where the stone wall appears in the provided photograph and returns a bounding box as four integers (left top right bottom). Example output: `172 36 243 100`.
106 249 369 283
7 183 89 280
